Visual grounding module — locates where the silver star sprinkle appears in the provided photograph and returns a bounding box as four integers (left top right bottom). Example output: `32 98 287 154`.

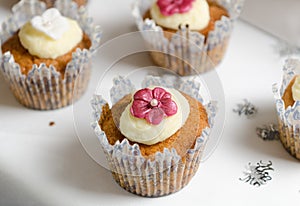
233 99 257 118
256 124 279 141
239 161 274 187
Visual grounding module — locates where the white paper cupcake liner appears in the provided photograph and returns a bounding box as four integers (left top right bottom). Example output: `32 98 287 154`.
40 0 88 8
132 0 244 75
91 75 217 197
273 58 300 159
0 0 101 110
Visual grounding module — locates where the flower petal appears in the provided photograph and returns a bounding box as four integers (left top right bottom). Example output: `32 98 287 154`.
152 87 167 100
133 88 153 102
160 98 178 116
179 0 194 13
130 100 151 118
157 0 194 16
161 92 171 99
145 107 165 125
165 4 179 15
157 0 173 7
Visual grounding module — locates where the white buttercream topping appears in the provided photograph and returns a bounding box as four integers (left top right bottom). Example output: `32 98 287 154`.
292 75 300 101
150 0 210 30
31 8 69 40
18 8 83 59
119 88 190 145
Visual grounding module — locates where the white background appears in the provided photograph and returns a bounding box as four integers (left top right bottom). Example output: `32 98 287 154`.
241 0 300 47
1 0 300 206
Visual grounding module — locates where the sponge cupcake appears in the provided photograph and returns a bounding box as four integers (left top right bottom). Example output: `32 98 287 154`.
92 76 216 197
133 0 244 75
273 59 300 159
0 0 101 110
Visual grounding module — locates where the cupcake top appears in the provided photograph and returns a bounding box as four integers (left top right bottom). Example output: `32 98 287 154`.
97 76 212 158
18 8 83 59
291 75 300 101
150 0 210 30
119 87 190 145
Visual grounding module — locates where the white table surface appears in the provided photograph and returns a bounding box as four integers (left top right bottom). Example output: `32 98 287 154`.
1 1 300 206
240 0 300 47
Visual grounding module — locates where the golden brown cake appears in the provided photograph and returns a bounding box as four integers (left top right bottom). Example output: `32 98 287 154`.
99 92 209 158
282 76 296 108
1 32 91 76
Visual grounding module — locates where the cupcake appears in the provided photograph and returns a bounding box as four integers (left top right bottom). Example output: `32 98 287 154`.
92 75 216 197
0 0 101 110
132 0 244 75
273 58 300 159
39 0 87 8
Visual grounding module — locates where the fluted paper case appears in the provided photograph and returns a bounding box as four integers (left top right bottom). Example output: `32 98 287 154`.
0 0 101 110
273 59 300 159
132 0 244 75
91 75 217 197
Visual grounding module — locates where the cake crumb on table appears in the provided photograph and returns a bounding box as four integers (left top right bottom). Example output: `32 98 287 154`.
49 121 55 127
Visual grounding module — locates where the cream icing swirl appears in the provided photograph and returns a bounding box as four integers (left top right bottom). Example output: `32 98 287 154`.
150 0 210 30
292 75 300 101
18 8 83 59
119 88 190 145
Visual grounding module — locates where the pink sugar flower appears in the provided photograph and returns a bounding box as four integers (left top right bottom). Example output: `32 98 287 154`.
157 0 195 16
130 87 178 125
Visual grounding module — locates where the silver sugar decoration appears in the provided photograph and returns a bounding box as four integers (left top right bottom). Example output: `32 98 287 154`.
233 99 257 118
239 161 274 187
256 124 279 141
